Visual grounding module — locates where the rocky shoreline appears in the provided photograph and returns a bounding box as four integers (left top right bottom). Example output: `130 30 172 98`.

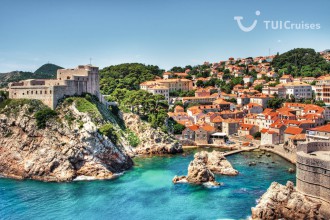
251 181 324 220
0 99 134 182
122 113 183 155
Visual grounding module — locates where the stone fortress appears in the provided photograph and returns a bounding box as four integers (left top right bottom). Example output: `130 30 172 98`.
296 141 330 217
8 65 100 109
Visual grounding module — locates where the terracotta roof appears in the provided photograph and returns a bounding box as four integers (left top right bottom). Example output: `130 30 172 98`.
309 124 330 132
211 116 223 123
284 127 303 135
200 124 216 132
174 105 184 111
239 124 254 130
289 134 306 141
187 125 199 131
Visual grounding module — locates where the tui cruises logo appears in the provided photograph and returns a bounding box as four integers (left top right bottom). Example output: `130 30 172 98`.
234 10 260 32
234 10 321 32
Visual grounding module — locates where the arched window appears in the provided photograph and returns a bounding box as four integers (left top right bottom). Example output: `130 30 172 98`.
50 90 52 94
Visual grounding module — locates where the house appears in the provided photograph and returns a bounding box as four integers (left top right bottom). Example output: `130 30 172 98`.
238 124 259 136
261 129 280 145
182 125 199 141
210 115 223 131
195 125 216 144
243 103 263 114
250 94 272 108
288 134 306 148
262 84 286 98
284 127 303 143
195 88 211 97
212 98 231 110
237 94 250 106
306 124 330 141
243 76 254 85
283 82 312 99
222 119 240 135
279 74 293 84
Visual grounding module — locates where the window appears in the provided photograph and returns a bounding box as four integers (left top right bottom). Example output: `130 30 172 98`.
50 90 52 94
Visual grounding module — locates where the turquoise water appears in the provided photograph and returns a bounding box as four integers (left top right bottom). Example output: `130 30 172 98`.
0 150 295 220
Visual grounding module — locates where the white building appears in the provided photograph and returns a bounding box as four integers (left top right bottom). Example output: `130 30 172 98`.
283 82 312 99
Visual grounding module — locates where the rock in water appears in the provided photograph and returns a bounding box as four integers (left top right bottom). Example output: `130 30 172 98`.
122 113 183 155
251 181 323 220
0 99 133 182
173 151 237 185
186 151 216 184
207 150 239 175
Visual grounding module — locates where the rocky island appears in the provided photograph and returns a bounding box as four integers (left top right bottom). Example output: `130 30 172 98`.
172 150 238 185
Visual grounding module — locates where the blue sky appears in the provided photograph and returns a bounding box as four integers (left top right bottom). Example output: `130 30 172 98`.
0 0 329 72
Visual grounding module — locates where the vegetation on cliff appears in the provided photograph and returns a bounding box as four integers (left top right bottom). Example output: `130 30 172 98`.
272 48 330 77
108 88 169 131
99 63 164 95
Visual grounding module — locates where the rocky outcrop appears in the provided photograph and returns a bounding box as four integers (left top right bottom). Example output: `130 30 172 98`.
122 113 182 155
207 150 238 175
173 151 220 185
0 99 133 182
251 181 324 220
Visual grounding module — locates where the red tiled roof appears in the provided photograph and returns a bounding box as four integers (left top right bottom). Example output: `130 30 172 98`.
309 124 330 132
284 127 303 135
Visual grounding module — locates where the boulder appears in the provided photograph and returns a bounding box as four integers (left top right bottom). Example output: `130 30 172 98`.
251 181 323 220
206 150 238 175
173 151 238 185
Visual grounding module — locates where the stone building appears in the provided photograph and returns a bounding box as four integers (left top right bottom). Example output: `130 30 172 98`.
8 65 100 109
296 141 330 217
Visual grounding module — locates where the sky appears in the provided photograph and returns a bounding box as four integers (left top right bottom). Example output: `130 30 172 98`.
0 0 329 72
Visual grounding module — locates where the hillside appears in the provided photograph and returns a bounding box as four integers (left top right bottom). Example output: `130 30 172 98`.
272 48 330 77
34 63 63 76
0 63 62 88
99 63 164 95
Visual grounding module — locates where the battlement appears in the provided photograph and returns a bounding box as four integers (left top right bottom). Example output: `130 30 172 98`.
296 141 330 205
8 65 100 109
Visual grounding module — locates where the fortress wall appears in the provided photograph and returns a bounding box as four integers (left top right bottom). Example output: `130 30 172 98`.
296 141 330 204
9 86 54 109
9 65 100 109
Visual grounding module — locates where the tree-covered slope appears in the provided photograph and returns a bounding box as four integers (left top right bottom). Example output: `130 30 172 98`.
272 48 330 77
34 63 63 76
99 63 164 95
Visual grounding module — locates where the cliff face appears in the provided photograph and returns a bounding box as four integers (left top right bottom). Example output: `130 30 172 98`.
251 181 323 220
0 99 133 182
122 113 183 155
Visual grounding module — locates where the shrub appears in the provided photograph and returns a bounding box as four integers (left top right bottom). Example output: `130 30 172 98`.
35 108 57 129
126 130 140 147
99 123 118 144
